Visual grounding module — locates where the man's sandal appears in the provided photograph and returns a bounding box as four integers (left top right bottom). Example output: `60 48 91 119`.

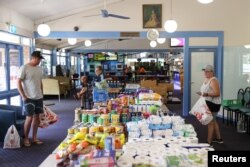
23 141 31 147
32 140 44 145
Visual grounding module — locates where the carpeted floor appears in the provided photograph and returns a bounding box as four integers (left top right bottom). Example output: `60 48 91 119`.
1 91 250 167
0 97 79 167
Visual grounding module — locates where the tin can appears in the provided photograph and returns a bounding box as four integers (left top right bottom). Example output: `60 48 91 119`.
103 126 110 133
115 125 124 134
97 117 104 125
89 126 98 136
102 114 109 126
88 114 97 123
79 127 88 134
81 114 88 123
68 128 75 135
111 114 120 125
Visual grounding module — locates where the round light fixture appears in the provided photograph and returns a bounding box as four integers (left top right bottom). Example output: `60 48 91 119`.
150 41 157 48
198 0 214 4
68 38 77 45
164 19 178 33
37 24 50 37
157 38 166 44
85 40 92 47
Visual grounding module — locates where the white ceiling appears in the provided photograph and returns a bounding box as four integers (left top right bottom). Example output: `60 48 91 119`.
0 0 174 51
0 0 105 20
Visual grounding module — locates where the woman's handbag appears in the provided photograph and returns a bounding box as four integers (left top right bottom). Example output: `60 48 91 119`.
3 125 20 149
205 100 221 112
190 97 213 125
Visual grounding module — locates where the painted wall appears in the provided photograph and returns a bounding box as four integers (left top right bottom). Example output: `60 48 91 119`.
0 6 33 37
1 0 250 45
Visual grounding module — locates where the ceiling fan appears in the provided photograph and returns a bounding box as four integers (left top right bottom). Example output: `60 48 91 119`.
83 0 130 19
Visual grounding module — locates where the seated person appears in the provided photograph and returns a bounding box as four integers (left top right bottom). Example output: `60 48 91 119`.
138 66 146 75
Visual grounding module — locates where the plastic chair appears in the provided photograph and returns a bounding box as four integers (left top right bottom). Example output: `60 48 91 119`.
227 88 244 126
237 88 250 131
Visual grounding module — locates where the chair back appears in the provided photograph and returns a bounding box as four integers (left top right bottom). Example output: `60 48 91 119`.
244 88 250 107
237 88 245 105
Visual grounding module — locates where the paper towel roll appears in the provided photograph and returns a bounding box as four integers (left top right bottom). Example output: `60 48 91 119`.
128 137 141 143
142 137 153 142
134 155 150 164
174 147 189 155
200 147 215 152
136 149 149 156
117 159 133 167
150 157 166 167
122 147 137 156
188 148 201 154
187 137 198 144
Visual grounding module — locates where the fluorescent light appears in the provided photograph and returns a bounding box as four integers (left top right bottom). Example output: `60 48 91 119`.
198 0 214 4
244 45 250 49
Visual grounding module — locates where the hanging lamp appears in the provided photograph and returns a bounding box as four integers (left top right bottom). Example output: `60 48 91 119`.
37 23 51 37
164 0 177 33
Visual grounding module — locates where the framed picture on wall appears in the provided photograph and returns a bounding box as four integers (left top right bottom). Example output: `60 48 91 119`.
143 4 162 28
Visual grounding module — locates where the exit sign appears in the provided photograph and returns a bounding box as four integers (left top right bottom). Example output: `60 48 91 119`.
9 24 17 34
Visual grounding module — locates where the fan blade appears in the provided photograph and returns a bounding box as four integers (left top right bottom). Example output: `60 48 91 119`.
108 13 130 19
82 14 101 18
101 9 130 19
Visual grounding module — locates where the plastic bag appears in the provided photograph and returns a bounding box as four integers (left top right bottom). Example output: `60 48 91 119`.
190 97 213 125
3 125 21 149
39 105 58 128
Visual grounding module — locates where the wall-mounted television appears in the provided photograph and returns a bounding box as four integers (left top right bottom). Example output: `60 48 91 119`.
105 52 118 61
116 64 123 71
94 53 106 61
170 38 185 47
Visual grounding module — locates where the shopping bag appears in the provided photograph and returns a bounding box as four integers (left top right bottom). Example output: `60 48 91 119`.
39 105 58 128
190 97 213 125
3 125 21 149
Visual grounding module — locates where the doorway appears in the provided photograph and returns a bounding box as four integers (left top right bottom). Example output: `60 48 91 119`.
190 48 216 108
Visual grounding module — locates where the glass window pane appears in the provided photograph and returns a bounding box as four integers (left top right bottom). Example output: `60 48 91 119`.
41 54 51 76
9 48 20 89
0 47 7 91
10 95 21 106
43 49 51 54
23 46 30 64
0 99 7 104
22 37 31 46
0 32 20 44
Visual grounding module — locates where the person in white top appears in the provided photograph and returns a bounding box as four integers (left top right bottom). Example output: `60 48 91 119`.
196 65 223 145
17 51 44 147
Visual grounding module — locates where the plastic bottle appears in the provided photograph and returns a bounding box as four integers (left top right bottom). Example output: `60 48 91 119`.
237 118 246 133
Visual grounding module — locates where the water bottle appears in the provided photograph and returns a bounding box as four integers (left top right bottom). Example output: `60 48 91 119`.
237 118 246 133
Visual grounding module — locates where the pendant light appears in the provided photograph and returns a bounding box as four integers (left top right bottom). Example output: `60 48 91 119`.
198 0 214 4
68 38 77 45
37 23 51 37
164 0 177 33
85 40 92 47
